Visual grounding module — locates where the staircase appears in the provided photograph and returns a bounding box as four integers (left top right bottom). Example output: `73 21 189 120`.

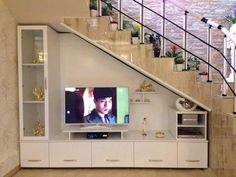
63 15 212 109
60 1 236 176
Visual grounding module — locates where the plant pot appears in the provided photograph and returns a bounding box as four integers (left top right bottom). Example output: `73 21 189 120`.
199 75 208 82
176 64 185 71
110 22 118 31
132 37 139 44
90 9 97 17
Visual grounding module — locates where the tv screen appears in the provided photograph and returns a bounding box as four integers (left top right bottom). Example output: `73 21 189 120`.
65 87 129 124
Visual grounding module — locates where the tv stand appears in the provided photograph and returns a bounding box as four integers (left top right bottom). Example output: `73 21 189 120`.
63 126 128 140
80 125 112 130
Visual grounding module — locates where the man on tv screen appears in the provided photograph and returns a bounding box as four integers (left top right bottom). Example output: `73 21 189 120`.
84 88 116 124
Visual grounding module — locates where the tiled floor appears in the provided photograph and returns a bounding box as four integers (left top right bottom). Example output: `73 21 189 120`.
13 168 217 177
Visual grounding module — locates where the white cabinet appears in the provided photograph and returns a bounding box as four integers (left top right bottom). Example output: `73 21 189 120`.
20 142 49 167
178 142 208 168
18 25 60 141
92 142 133 167
18 25 61 168
168 108 207 140
49 142 91 167
134 142 177 167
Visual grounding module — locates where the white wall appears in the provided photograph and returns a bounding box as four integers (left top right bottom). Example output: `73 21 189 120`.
59 34 178 131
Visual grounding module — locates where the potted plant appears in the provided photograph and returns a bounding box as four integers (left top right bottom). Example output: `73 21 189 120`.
198 71 208 82
123 19 133 29
187 55 200 71
224 3 236 29
90 0 97 17
110 21 118 31
131 23 140 44
102 0 112 16
150 33 161 57
175 57 185 71
166 45 184 71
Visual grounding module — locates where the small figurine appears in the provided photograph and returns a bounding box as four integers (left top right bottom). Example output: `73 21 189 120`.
32 120 45 136
32 52 44 64
155 131 165 138
137 80 155 92
142 117 147 136
33 87 45 101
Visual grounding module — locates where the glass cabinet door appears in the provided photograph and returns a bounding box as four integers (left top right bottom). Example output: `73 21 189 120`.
18 26 47 139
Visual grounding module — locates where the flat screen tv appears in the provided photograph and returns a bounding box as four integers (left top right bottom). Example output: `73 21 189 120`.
65 87 129 125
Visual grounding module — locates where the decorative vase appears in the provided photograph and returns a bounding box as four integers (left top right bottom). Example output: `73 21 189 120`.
132 37 139 44
176 98 197 111
90 9 97 17
176 64 185 71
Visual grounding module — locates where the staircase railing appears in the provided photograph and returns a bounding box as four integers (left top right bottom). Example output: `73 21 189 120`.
99 0 236 112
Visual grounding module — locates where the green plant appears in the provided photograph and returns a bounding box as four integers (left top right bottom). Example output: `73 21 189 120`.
131 23 140 38
224 3 236 29
102 0 112 16
165 45 183 64
90 0 97 10
187 55 200 70
175 57 184 64
123 20 133 29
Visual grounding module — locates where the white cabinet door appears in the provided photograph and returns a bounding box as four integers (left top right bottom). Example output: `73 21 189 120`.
134 142 177 167
20 142 49 167
49 142 91 167
92 142 133 167
178 142 208 168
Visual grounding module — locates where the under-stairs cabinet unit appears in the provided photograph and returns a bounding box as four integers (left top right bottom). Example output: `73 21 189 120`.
17 25 208 169
18 25 60 167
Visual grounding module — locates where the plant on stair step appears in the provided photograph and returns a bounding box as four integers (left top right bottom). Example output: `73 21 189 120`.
123 19 133 29
131 23 140 44
224 3 236 29
166 45 184 71
150 33 161 57
187 55 200 71
102 0 113 16
90 0 97 17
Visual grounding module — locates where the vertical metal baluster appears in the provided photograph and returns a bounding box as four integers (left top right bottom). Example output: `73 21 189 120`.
183 11 189 70
234 46 236 114
207 25 212 82
140 0 144 44
222 35 227 96
161 0 166 56
118 0 123 30
97 0 102 17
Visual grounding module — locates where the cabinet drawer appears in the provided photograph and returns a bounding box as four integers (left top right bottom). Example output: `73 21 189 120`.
92 142 133 167
178 142 208 168
134 142 177 167
20 142 49 167
49 142 91 167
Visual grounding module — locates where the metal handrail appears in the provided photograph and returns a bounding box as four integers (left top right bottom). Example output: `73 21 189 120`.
133 0 236 73
100 0 236 97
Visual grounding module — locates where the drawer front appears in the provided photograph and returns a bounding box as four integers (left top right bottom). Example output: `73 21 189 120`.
49 142 91 167
92 142 133 167
178 142 208 168
134 142 177 167
20 142 49 167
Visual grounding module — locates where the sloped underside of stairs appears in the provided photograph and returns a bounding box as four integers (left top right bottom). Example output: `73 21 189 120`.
62 16 212 111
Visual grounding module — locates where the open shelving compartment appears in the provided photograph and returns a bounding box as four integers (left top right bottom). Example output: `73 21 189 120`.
168 107 207 140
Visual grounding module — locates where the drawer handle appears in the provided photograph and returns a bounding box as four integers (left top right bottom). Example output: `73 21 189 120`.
64 159 77 162
106 159 120 162
28 160 41 162
149 159 163 162
186 160 200 163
